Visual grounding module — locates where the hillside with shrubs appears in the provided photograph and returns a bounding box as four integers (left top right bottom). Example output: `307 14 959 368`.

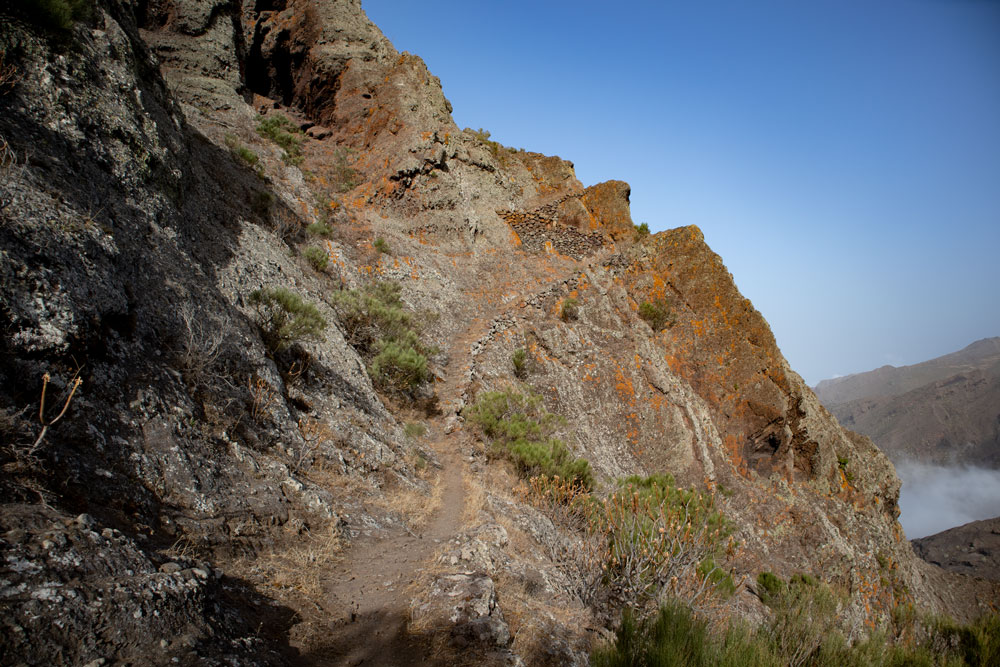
0 1 996 665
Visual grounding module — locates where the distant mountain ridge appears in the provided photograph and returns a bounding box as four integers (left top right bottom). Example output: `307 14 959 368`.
814 338 1000 467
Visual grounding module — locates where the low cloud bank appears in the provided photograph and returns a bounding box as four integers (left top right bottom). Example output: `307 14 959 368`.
896 462 1000 539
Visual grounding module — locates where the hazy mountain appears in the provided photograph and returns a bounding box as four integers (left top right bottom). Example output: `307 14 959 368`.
814 338 1000 467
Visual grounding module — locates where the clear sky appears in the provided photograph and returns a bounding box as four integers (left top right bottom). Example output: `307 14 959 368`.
363 0 1000 385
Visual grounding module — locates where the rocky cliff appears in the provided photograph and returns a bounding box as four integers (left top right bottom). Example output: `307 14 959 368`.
1 1 996 665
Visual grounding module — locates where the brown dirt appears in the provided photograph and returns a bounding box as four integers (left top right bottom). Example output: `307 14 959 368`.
282 318 496 666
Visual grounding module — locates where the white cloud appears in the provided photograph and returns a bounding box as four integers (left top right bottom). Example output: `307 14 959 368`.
897 462 1000 539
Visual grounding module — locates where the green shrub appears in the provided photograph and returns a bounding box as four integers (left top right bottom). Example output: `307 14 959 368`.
8 0 93 31
373 237 390 254
303 246 329 272
249 287 327 354
638 297 672 331
757 572 840 667
511 348 528 378
561 297 579 322
593 585 1000 667
256 113 305 165
330 282 416 356
464 389 593 489
592 601 782 667
404 422 427 439
307 221 333 237
634 222 650 240
962 613 1000 666
592 475 734 609
370 340 430 393
329 281 433 394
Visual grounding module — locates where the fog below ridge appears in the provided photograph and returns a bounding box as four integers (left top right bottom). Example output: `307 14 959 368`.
897 463 1000 539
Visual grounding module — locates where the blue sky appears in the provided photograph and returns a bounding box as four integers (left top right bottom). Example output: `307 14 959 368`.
363 0 1000 384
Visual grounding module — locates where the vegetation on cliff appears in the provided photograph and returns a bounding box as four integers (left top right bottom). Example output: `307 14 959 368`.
465 389 593 488
594 579 1000 667
330 281 433 394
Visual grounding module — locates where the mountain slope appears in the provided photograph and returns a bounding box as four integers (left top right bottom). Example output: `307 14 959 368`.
1 1 996 665
913 517 1000 582
814 338 1000 467
814 337 1000 404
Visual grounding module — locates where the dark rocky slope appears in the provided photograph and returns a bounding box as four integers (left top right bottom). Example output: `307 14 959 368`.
1 1 996 665
913 517 1000 582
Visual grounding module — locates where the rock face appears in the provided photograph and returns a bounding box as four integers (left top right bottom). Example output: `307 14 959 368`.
814 338 1000 467
0 1 997 665
912 517 1000 582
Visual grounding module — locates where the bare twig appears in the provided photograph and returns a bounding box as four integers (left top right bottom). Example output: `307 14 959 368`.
0 52 22 96
30 372 83 453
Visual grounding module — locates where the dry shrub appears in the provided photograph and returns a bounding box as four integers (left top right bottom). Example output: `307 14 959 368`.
0 53 21 95
175 303 226 385
522 474 739 614
494 569 594 666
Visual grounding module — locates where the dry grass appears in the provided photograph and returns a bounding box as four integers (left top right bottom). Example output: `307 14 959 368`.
462 471 488 525
306 457 379 506
494 569 596 666
373 471 443 532
233 520 343 602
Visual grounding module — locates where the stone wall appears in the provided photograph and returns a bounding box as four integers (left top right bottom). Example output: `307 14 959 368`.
499 195 606 259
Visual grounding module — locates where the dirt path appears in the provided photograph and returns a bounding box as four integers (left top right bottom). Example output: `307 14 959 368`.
296 317 492 666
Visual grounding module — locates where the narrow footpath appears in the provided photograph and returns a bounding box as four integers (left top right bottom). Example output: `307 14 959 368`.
299 317 492 666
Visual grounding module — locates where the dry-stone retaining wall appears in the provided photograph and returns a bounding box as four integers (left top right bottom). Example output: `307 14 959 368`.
499 195 605 259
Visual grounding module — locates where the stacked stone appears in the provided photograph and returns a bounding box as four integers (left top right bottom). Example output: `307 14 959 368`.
498 203 605 260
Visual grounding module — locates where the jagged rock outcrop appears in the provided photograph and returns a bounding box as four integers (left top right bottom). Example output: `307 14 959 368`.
1 1 997 665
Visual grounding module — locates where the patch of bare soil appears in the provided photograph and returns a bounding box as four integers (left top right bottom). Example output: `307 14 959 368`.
266 318 493 666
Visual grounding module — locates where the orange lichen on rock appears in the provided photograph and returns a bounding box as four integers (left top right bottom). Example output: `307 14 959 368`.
580 180 633 241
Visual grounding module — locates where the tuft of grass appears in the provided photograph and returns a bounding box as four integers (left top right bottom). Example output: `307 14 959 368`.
373 237 390 254
467 127 514 167
256 113 305 165
302 246 329 272
511 347 529 379
331 147 361 193
224 134 260 171
560 297 579 322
